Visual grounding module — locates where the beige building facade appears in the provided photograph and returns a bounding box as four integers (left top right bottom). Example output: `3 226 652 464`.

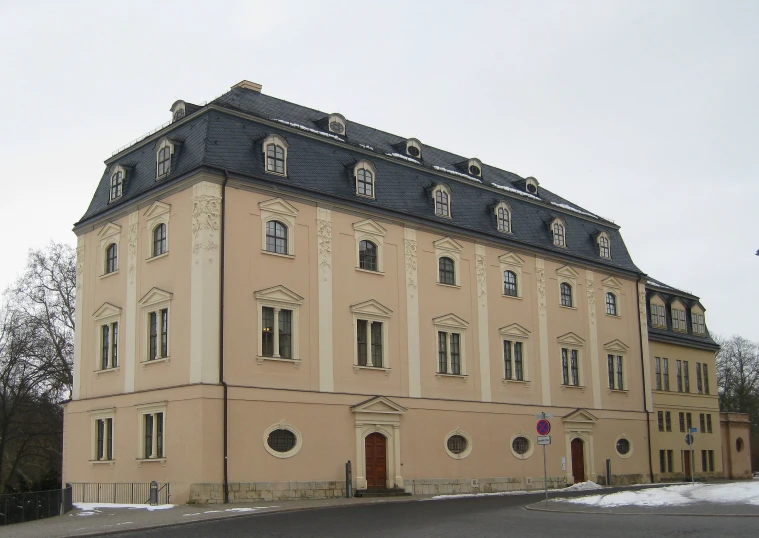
63 81 733 505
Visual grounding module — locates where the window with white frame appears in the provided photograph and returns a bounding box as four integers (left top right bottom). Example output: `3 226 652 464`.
433 185 451 217
503 270 518 297
650 302 666 328
155 139 176 179
562 348 580 386
138 288 172 362
144 201 170 259
353 218 386 273
605 292 617 316
90 410 115 462
406 138 422 158
672 305 687 332
560 282 573 307
254 285 303 364
692 311 706 335
551 218 566 247
433 314 468 377
105 243 118 274
351 299 392 370
494 201 511 233
499 252 524 299
434 237 462 287
500 323 530 382
608 354 624 390
327 113 346 135
110 168 124 201
557 265 578 308
265 220 288 254
138 406 165 460
354 161 377 198
467 158 483 178
598 233 611 259
359 240 378 271
439 257 455 285
152 223 167 257
262 134 289 176
97 222 121 276
259 197 298 257
93 302 121 372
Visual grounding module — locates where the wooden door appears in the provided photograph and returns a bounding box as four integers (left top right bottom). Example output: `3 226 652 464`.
365 433 387 489
571 438 586 483
683 450 691 478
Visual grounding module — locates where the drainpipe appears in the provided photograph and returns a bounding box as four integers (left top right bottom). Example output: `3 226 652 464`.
636 274 655 483
220 170 230 503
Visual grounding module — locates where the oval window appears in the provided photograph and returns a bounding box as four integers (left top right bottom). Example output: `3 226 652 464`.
329 121 344 134
512 436 530 455
526 183 537 194
469 165 481 176
407 145 420 157
267 429 296 453
447 434 468 455
616 438 631 455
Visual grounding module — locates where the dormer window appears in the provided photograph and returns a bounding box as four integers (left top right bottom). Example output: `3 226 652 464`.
170 100 186 123
525 177 539 196
327 113 346 135
432 184 451 218
354 161 377 198
494 201 511 233
155 139 176 179
467 158 483 177
598 232 611 259
551 218 566 247
261 134 289 176
109 166 125 201
406 139 422 159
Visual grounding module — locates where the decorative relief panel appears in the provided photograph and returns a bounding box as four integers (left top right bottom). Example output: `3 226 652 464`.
587 278 596 325
404 239 417 298
191 183 221 264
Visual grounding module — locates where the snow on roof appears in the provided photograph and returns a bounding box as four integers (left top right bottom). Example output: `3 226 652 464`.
271 119 344 142
433 165 482 183
490 182 541 201
359 143 374 151
385 152 420 164
550 201 597 218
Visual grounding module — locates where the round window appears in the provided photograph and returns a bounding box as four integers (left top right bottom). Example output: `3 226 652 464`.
512 436 530 455
736 437 744 453
447 434 468 455
616 438 631 455
267 429 296 453
468 165 481 176
407 145 420 157
526 183 537 194
329 121 344 134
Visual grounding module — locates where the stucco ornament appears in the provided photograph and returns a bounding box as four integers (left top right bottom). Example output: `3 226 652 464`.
536 259 546 312
127 223 138 282
404 239 417 296
191 192 221 263
476 254 487 299
317 219 332 276
75 245 85 290
586 279 596 324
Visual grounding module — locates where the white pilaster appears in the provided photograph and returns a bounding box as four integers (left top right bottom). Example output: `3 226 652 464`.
404 228 421 398
72 236 85 400
190 182 221 384
586 270 602 408
638 281 654 411
536 258 551 406
475 244 492 402
317 207 334 392
124 211 138 393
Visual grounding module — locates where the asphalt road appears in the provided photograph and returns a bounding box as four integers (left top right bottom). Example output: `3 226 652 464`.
109 494 756 538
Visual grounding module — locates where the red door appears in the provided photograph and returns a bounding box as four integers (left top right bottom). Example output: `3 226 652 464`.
365 433 387 489
683 451 692 478
571 438 586 483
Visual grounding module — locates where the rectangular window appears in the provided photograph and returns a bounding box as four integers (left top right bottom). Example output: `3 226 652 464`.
438 331 447 374
659 450 666 473
706 414 712 433
279 309 292 360
616 356 623 390
657 411 664 432
676 360 682 392
665 411 672 432
696 363 703 394
261 307 295 360
514 342 523 381
700 413 705 433
708 450 714 472
693 313 706 335
371 321 383 368
608 355 614 389
262 307 274 357
655 357 662 390
679 412 685 432
683 361 689 392
101 324 110 370
95 418 113 461
672 308 686 331
562 348 569 386
450 333 461 375
608 354 624 390
504 340 512 380
143 412 164 459
437 330 463 376
703 364 710 394
651 304 666 327
570 349 579 386
702 450 708 472
686 412 692 431
357 319 368 366
148 309 169 360
663 358 670 391
667 450 673 473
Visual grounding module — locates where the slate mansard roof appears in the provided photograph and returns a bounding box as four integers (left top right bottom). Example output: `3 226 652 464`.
78 82 643 275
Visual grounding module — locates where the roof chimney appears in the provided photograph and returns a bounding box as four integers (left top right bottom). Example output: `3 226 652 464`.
233 80 262 93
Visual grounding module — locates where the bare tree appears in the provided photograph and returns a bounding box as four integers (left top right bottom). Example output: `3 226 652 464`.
715 334 759 430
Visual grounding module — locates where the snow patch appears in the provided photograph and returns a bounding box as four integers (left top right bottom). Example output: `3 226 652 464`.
271 119 344 142
564 481 603 492
560 482 759 507
490 182 541 201
433 166 482 183
550 201 597 218
359 144 374 151
424 489 544 501
385 152 420 164
74 502 175 512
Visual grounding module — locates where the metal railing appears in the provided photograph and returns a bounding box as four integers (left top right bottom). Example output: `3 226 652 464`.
0 485 73 526
70 482 170 505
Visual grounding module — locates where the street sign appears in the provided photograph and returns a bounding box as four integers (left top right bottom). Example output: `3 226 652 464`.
688 427 698 433
685 434 694 445
535 412 553 419
537 435 551 445
537 419 551 436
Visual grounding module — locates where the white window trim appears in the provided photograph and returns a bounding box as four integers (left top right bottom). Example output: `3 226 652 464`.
144 201 171 259
434 237 463 287
89 408 115 464
263 420 302 459
650 298 667 328
467 158 483 178
327 113 346 135
597 231 611 259
444 428 473 460
499 323 531 383
262 134 289 177
93 302 122 373
97 222 121 278
109 165 127 202
155 138 176 180
550 217 567 247
353 218 386 273
510 432 534 460
602 276 622 318
558 332 585 389
433 313 469 379
671 300 687 332
406 138 422 159
604 339 629 393
494 201 512 234
615 434 633 459
432 184 452 219
254 285 303 365
136 403 167 463
557 265 579 309
350 299 392 373
499 252 524 299
691 308 706 335
259 197 298 257
353 160 377 199
138 288 172 364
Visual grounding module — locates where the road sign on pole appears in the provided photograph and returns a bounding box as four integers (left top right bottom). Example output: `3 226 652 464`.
537 420 551 436
688 427 698 433
685 434 694 445
537 435 551 445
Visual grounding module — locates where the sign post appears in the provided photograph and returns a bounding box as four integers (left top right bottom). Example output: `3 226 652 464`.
535 412 552 505
687 428 697 484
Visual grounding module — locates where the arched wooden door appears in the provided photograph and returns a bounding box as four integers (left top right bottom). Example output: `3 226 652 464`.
571 438 586 483
365 432 387 489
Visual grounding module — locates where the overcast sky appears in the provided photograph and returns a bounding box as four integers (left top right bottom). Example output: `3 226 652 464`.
0 1 756 340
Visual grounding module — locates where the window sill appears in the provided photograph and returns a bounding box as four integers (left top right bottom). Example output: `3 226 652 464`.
141 357 170 368
607 388 629 395
265 170 288 178
155 173 170 182
353 365 391 376
434 214 452 220
257 355 301 367
502 378 530 386
561 384 586 392
502 294 521 300
94 367 120 378
436 373 468 381
261 250 295 260
99 270 119 280
355 268 384 276
146 252 169 263
355 193 375 200
136 457 166 467
436 282 461 289
606 313 621 319
108 197 123 204
559 304 577 310
89 459 115 466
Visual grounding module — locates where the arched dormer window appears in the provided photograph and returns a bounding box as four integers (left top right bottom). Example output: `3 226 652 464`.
406 138 422 159
606 292 617 316
110 166 125 201
467 158 483 178
495 201 511 233
170 100 186 122
433 185 451 218
155 139 176 179
262 134 289 176
560 282 573 307
551 218 566 247
105 243 118 274
525 177 539 196
327 113 346 135
598 232 611 259
354 161 377 198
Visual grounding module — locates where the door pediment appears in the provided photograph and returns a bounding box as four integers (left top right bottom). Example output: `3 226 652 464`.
563 408 598 424
351 395 406 415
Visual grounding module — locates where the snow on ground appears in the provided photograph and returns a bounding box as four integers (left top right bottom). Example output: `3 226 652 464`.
424 489 545 501
564 481 603 492
560 482 759 508
74 502 175 514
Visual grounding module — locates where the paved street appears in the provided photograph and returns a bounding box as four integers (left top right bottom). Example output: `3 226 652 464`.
108 494 756 538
